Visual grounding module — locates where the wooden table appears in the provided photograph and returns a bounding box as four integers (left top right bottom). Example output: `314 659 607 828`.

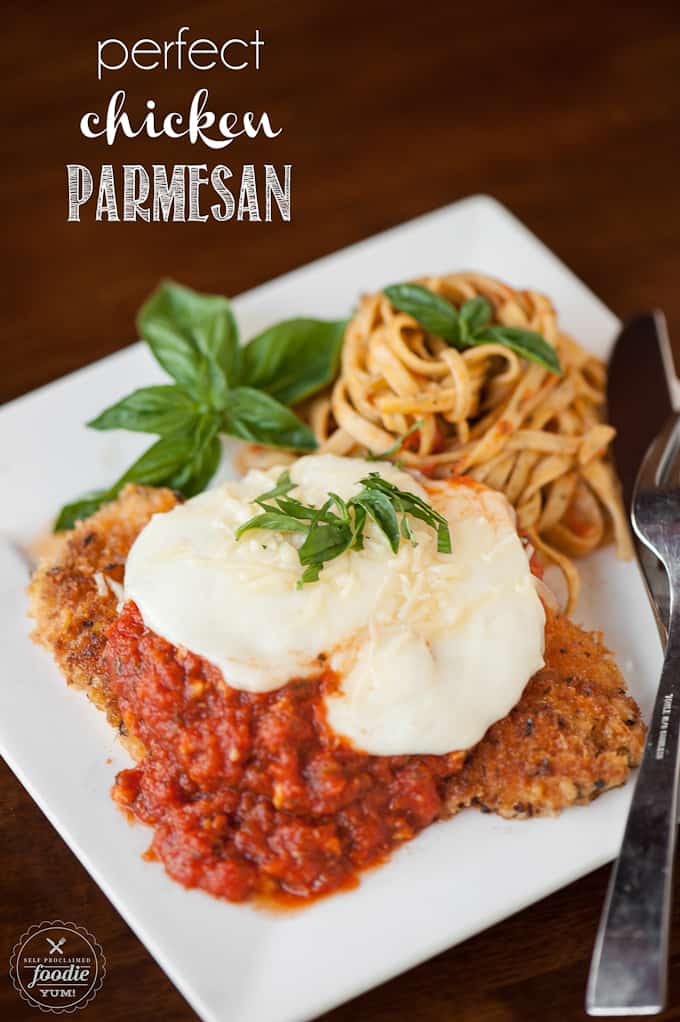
3 3 680 1019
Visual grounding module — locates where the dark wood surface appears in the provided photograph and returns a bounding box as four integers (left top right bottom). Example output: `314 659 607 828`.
3 2 680 1019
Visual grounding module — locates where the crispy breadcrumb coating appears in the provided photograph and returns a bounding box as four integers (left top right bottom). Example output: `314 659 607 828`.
446 613 645 817
28 485 644 817
28 485 179 729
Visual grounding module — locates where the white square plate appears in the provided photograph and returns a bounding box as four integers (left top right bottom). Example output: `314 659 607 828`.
0 196 663 1022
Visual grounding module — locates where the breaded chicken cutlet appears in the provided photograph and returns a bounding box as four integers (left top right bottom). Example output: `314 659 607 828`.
28 484 645 819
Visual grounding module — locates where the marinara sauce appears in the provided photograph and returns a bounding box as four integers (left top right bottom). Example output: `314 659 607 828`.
108 601 465 904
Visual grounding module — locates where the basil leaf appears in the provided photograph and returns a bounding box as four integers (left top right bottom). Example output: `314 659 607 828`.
298 521 352 567
399 510 415 545
384 283 461 344
476 326 562 375
173 435 222 497
436 523 452 555
87 385 197 435
272 496 320 521
235 492 342 551
116 414 221 495
235 512 309 539
327 492 350 524
222 387 317 451
349 503 366 550
164 415 222 496
351 489 400 553
367 419 424 460
54 489 115 531
298 564 322 586
295 497 352 584
359 473 452 553
118 428 202 488
137 281 239 405
398 502 451 553
254 469 294 506
459 297 492 334
240 318 347 406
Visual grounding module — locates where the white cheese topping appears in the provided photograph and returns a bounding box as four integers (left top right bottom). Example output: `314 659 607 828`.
124 454 545 755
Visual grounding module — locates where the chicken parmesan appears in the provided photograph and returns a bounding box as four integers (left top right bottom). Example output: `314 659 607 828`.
29 457 645 905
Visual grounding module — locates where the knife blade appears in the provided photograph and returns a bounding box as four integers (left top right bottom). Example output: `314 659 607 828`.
607 311 679 644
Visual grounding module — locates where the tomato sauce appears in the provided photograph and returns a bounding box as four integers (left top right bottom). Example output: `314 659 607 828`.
107 602 465 904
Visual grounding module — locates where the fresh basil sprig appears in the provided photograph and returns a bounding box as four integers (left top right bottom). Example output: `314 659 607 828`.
55 281 346 530
384 283 562 375
236 470 451 587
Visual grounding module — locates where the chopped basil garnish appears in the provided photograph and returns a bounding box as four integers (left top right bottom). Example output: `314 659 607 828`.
366 419 424 461
236 470 451 587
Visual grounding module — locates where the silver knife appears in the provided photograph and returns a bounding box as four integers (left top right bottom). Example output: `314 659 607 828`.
607 311 679 644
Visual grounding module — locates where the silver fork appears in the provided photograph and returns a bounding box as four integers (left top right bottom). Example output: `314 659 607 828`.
587 414 680 1015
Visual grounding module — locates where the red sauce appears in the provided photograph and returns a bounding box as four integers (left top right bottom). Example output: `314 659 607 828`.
108 602 465 904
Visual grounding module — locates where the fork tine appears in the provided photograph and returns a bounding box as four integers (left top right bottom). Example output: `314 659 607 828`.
657 418 680 488
634 416 679 493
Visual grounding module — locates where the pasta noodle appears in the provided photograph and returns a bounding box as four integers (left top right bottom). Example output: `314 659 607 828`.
238 272 633 611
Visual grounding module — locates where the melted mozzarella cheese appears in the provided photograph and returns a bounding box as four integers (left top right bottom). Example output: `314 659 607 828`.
124 454 545 755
